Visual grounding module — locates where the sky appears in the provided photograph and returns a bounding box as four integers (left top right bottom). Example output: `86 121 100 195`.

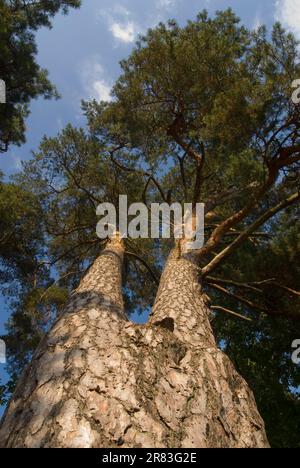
1 0 300 411
1 0 300 175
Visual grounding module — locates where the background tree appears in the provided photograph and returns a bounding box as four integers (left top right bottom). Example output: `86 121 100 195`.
0 0 81 152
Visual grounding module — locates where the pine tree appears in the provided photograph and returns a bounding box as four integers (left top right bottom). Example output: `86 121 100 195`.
0 0 81 152
1 9 299 447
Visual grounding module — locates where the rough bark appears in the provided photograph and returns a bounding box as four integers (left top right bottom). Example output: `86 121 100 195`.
0 240 269 448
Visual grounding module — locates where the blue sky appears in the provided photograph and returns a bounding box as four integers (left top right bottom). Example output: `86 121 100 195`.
1 0 300 410
1 0 300 175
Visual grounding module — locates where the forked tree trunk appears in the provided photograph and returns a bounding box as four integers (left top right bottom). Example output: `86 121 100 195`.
0 238 269 448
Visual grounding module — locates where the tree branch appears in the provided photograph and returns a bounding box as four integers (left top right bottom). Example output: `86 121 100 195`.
199 144 300 260
193 141 205 205
125 251 160 285
202 191 300 277
177 154 188 201
211 305 252 322
110 150 168 202
205 276 263 294
250 279 300 297
206 282 268 313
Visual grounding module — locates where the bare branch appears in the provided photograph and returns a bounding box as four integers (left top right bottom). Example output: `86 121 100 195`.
110 150 168 202
199 142 300 260
205 276 262 294
205 183 262 214
211 305 252 322
251 279 300 297
171 133 202 164
125 251 160 285
60 160 100 209
169 132 205 205
202 192 300 277
177 154 188 201
193 141 205 205
206 282 268 313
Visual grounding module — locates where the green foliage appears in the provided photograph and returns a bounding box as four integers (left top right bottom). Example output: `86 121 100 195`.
215 312 300 448
0 174 44 279
0 0 81 151
85 9 299 159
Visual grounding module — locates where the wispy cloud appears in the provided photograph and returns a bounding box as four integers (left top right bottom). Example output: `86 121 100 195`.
92 79 112 102
98 3 139 44
275 0 300 39
253 10 263 30
80 58 112 102
110 21 136 43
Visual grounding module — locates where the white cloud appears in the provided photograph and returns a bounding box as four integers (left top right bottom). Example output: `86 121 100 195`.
93 79 112 102
80 58 112 102
97 3 139 44
275 0 300 38
110 21 136 43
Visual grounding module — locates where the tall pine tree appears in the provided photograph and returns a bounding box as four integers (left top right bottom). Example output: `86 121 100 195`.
1 9 299 447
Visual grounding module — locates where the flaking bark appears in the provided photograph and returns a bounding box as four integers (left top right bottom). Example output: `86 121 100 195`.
0 240 269 448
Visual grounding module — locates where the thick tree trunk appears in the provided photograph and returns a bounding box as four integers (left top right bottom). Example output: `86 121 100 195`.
149 248 269 447
0 240 269 448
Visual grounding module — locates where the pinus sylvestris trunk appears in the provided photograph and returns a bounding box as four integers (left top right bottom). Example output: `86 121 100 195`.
0 237 269 448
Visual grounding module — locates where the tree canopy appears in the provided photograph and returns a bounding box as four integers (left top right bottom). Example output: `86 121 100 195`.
0 0 81 152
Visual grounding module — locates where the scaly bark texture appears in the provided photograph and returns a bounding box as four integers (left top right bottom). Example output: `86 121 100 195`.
0 241 269 448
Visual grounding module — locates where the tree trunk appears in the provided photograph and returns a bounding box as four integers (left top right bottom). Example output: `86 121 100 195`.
0 241 269 448
149 248 269 447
